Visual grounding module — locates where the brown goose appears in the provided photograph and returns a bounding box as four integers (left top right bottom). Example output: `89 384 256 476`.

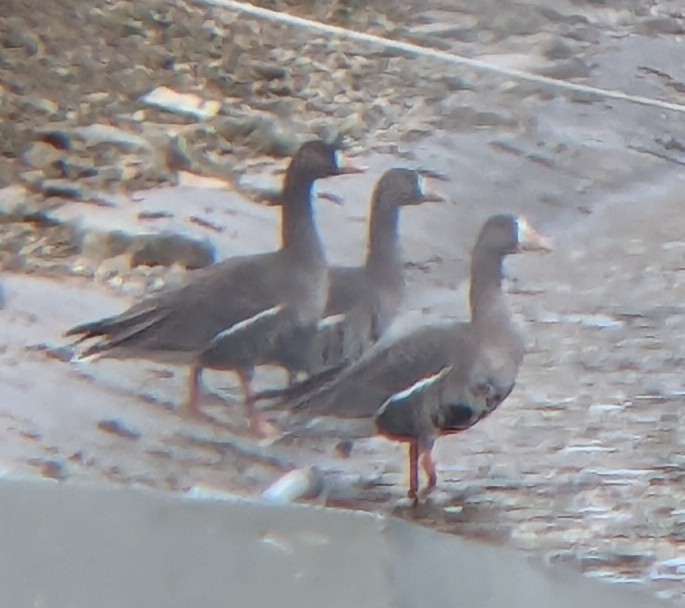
289 214 552 500
249 168 446 400
66 140 363 433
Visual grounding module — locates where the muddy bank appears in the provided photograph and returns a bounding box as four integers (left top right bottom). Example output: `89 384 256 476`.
3 168 685 602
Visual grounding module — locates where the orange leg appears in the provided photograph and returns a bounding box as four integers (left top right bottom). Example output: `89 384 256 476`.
184 364 220 424
238 368 276 438
408 440 419 502
420 445 437 492
186 364 203 417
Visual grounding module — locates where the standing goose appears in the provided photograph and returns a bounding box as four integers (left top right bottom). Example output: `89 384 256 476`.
66 140 363 433
252 168 446 399
289 214 552 499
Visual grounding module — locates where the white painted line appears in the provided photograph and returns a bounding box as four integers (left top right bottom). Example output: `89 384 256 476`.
196 0 685 115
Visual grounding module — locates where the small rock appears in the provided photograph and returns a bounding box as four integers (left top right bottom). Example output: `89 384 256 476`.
443 504 464 516
142 86 221 120
129 232 215 269
121 65 153 97
3 27 41 55
72 124 152 152
636 18 685 36
189 215 224 233
176 172 231 190
43 345 74 363
164 135 193 173
83 92 111 104
19 427 42 441
48 158 98 181
186 484 237 501
656 557 685 571
249 61 287 80
29 458 67 481
120 18 147 38
543 39 574 60
69 450 85 463
244 118 299 157
22 97 60 115
138 210 174 221
442 76 473 91
37 131 72 151
562 26 599 43
38 180 88 200
213 116 258 141
79 229 133 262
564 313 624 329
488 10 547 38
262 467 325 503
539 58 591 80
97 419 141 440
440 102 478 127
473 111 512 128
0 184 38 218
335 440 354 458
21 142 63 170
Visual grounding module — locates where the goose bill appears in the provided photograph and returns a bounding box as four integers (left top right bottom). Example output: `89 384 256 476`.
516 217 553 252
334 150 366 174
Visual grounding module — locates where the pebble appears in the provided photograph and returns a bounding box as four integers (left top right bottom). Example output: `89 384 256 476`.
97 419 141 440
141 86 221 120
262 467 325 503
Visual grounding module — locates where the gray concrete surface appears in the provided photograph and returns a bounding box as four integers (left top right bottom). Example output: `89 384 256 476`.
0 478 674 608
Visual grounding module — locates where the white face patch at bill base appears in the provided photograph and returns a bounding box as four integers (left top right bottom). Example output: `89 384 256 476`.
417 173 426 197
515 215 553 252
334 150 344 171
210 304 285 345
516 216 531 246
